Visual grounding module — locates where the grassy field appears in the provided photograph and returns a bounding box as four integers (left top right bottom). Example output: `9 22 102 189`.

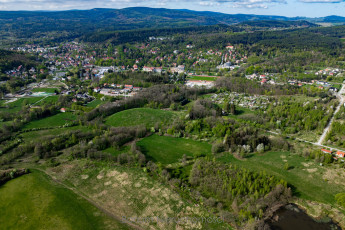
187 76 218 81
102 146 130 157
31 88 59 93
105 108 178 128
23 112 77 129
20 126 91 142
217 151 344 205
137 134 212 164
0 171 128 230
86 99 104 108
34 95 59 106
47 160 229 230
0 97 44 113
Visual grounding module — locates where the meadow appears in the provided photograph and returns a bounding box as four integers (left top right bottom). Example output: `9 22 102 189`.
137 134 212 164
187 76 218 81
31 88 59 93
23 112 77 129
0 170 128 230
0 97 44 113
217 151 344 205
105 108 178 128
86 99 105 108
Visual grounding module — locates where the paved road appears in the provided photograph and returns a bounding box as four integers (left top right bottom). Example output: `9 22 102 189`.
317 84 345 145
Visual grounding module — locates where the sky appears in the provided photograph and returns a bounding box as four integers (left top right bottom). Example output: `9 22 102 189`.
0 0 345 17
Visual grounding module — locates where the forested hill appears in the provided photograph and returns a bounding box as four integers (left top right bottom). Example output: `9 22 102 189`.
0 7 336 40
237 20 317 29
0 50 37 74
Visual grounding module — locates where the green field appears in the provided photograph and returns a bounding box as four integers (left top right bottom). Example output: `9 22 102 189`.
137 134 212 164
0 171 128 230
105 108 178 128
20 126 91 142
34 95 59 105
0 97 44 113
31 88 59 93
187 76 218 81
102 146 130 157
217 151 344 205
86 99 104 108
23 112 77 129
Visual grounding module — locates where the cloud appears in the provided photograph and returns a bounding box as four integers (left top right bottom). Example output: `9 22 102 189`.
0 0 288 10
299 0 343 2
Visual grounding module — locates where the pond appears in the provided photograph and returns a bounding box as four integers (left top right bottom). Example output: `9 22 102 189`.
267 204 341 230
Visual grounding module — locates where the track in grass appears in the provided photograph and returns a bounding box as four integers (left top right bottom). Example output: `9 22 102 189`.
0 171 129 230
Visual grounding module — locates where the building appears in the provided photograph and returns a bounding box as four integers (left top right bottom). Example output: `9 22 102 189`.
321 149 332 154
336 151 345 158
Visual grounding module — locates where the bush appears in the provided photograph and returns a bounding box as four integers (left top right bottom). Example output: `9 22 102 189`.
212 142 225 154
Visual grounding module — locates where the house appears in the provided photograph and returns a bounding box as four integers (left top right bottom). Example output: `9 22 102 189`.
321 149 332 154
336 151 345 158
60 108 66 113
93 87 101 93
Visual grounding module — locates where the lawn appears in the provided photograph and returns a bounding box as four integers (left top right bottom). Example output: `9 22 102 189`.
137 134 212 164
102 146 129 157
217 151 344 205
20 126 91 142
23 112 77 129
105 108 178 128
34 95 59 105
187 76 218 81
31 88 59 93
0 171 128 230
0 97 44 113
86 99 104 108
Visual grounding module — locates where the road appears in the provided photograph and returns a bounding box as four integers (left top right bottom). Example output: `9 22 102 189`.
317 84 345 145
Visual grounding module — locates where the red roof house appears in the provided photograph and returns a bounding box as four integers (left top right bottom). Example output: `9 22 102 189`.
336 151 345 158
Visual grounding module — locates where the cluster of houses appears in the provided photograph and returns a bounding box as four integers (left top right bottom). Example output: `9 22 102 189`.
185 80 214 88
245 73 280 85
321 148 345 161
94 84 142 97
211 92 270 110
315 68 342 77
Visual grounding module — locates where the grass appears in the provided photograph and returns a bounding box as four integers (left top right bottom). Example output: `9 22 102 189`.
0 97 44 113
227 106 256 119
137 134 212 164
86 99 104 108
31 88 59 93
105 108 178 128
20 126 91 142
102 146 130 157
48 160 230 230
35 95 59 105
187 76 218 81
23 112 77 129
0 170 128 230
217 151 344 205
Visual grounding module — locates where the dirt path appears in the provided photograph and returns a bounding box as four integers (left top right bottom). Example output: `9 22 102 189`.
317 84 345 145
34 168 143 230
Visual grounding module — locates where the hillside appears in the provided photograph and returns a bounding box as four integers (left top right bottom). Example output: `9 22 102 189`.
0 7 327 44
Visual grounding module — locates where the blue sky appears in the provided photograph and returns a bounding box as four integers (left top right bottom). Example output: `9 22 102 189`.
0 0 345 17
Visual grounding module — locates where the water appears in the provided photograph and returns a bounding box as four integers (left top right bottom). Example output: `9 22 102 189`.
267 204 341 230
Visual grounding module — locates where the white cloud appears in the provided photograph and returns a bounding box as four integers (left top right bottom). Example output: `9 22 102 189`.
0 0 287 10
299 0 343 2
